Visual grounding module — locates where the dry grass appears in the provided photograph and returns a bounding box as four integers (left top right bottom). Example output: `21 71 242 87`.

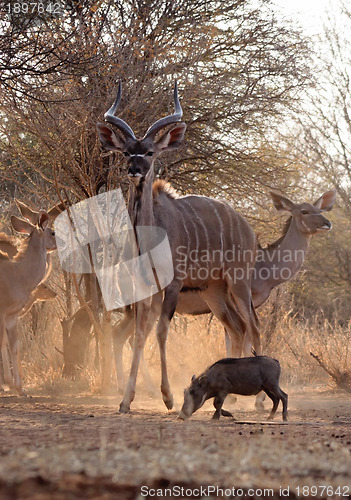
259 291 351 391
10 291 351 397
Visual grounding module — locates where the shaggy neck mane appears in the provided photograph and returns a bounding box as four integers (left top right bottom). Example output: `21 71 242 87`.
129 178 179 227
152 180 178 199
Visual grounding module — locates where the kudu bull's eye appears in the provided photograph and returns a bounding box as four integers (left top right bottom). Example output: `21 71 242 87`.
123 151 130 157
146 151 154 157
301 209 309 215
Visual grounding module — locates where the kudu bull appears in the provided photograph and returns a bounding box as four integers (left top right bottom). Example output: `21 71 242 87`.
97 82 260 413
109 189 336 396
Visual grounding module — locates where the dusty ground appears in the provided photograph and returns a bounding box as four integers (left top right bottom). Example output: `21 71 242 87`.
0 388 350 499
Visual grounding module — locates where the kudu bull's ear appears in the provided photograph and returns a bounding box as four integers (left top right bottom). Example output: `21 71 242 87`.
11 215 34 234
37 210 50 230
96 123 126 152
15 199 39 225
155 123 187 151
270 192 295 212
313 189 336 212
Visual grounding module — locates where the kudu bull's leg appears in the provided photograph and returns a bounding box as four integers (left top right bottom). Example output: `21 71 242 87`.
226 281 266 410
224 330 232 357
155 281 183 410
227 281 261 355
138 293 163 397
112 311 135 395
246 304 266 409
202 286 246 358
119 297 152 413
113 294 162 396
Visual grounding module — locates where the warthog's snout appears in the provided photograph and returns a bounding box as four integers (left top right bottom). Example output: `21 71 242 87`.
178 410 190 420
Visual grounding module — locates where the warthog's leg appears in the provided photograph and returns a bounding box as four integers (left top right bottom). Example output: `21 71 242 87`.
221 408 234 418
280 389 288 421
264 388 280 420
212 392 227 420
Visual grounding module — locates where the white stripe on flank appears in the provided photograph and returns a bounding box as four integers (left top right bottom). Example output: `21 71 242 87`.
181 210 191 259
222 201 236 251
209 200 225 251
183 199 210 255
181 199 199 260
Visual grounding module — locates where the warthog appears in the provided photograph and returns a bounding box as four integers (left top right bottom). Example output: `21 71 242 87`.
179 356 288 421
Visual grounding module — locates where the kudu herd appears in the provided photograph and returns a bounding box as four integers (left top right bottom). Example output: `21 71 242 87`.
96 82 335 413
0 82 336 419
109 189 336 397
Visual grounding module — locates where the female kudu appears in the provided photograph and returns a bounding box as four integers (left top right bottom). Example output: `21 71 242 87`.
0 210 56 395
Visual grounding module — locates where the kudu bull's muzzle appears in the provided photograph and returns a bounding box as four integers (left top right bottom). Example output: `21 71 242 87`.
128 158 146 186
128 170 143 186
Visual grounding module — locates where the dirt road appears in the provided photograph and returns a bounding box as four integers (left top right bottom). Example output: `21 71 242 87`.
0 389 350 498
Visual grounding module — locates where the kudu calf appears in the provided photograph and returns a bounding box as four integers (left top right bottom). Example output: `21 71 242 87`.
97 82 260 413
0 210 57 395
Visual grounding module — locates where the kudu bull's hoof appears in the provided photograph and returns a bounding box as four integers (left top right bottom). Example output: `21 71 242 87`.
119 402 131 414
16 388 28 397
162 393 174 411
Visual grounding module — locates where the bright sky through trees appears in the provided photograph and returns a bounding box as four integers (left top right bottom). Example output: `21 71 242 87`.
273 0 332 34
